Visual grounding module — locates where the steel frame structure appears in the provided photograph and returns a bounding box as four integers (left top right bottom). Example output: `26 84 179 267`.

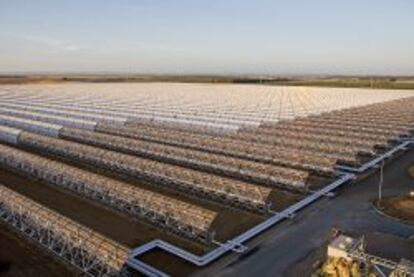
59 128 310 190
0 143 217 241
14 130 272 211
96 123 340 174
0 102 342 174
335 234 414 276
96 123 372 158
0 109 310 189
0 184 130 276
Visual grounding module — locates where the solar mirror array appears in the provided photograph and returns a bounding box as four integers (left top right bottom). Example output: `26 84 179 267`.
0 83 414 275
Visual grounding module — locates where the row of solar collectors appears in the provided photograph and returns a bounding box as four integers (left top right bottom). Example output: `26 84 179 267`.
0 102 333 242
0 93 296 128
0 104 313 242
0 132 218 240
0 90 294 125
1 85 412 127
0 184 130 275
0 96 405 173
0 111 309 188
0 96 343 159
0 90 412 185
255 98 414 156
0 97 397 161
0 103 341 174
16 88 410 123
260 98 414 137
2 83 410 113
1 120 320 242
1 93 413 168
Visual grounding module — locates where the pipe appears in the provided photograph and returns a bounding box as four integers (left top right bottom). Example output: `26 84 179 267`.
126 172 355 275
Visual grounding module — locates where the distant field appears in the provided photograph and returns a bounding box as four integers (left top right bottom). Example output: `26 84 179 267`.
1 74 414 90
268 78 414 90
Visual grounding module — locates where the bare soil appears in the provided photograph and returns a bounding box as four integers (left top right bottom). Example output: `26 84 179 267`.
377 196 414 223
139 249 202 276
0 222 76 277
408 165 414 179
285 243 326 277
364 232 414 262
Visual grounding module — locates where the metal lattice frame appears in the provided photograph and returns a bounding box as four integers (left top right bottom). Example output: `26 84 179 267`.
259 122 395 143
0 98 384 173
58 128 308 189
125 119 238 135
154 122 375 156
0 107 311 189
289 119 410 136
340 234 414 276
0 106 97 130
0 99 341 174
0 144 217 241
96 123 340 174
0 184 130 276
258 99 414 147
17 131 272 211
228 130 375 156
229 127 386 149
2 95 414 176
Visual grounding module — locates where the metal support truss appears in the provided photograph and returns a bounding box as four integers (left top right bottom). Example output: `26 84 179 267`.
0 184 130 276
0 143 217 242
18 130 271 213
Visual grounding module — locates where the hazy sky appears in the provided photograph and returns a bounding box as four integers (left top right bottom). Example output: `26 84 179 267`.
1 0 413 75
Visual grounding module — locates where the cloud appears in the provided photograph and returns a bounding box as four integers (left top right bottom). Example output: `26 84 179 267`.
14 34 82 52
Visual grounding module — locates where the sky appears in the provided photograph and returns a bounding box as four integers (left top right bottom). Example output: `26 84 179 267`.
0 0 414 75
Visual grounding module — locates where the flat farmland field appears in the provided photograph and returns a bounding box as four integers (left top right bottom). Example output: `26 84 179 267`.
0 83 413 276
